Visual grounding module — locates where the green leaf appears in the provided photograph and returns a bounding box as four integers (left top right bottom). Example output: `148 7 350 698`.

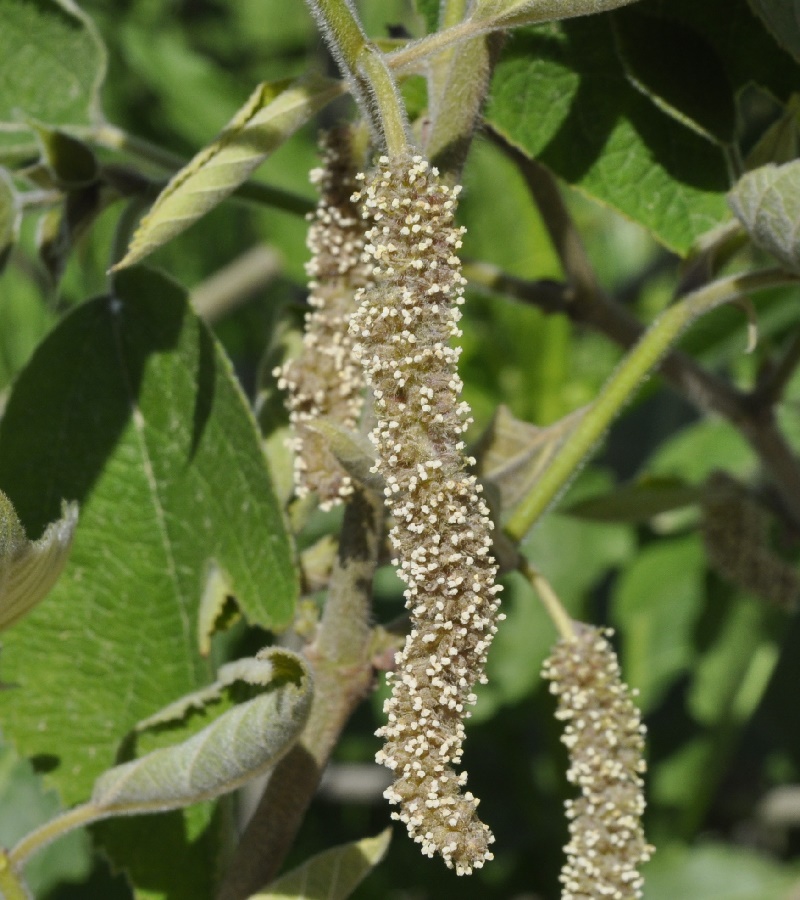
252 829 391 900
728 160 800 273
0 169 19 271
642 841 800 899
484 16 731 254
114 75 342 270
746 0 800 63
305 420 383 493
0 0 106 154
612 535 706 712
0 266 297 810
611 9 736 144
92 649 312 814
0 492 77 631
472 0 644 29
564 476 700 523
34 127 98 188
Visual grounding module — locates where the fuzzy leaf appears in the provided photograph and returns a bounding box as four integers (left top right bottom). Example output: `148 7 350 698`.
0 493 77 632
305 420 383 493
746 0 800 63
472 0 642 29
0 0 106 155
91 649 312 814
474 404 587 517
0 266 297 812
252 829 391 900
728 160 800 273
484 14 731 254
115 75 342 270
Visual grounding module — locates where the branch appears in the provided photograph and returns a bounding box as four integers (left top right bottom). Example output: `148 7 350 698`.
216 488 383 900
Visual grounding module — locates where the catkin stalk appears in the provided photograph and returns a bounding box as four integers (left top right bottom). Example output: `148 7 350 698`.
350 155 503 874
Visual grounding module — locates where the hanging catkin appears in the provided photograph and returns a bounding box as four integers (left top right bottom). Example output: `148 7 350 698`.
350 155 503 874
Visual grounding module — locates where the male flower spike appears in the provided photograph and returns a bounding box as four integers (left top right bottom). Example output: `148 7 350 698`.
350 155 503 874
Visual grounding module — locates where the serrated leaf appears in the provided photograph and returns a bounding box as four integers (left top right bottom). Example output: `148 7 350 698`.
115 75 342 270
564 476 700 523
91 649 312 814
0 493 77 631
0 169 19 272
747 0 800 63
485 15 731 254
728 160 800 273
474 404 587 517
252 829 391 900
0 0 106 155
0 265 296 809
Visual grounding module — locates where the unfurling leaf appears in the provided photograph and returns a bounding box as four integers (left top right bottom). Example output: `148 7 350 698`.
251 829 391 900
0 491 77 632
114 75 343 270
728 160 800 273
91 648 312 814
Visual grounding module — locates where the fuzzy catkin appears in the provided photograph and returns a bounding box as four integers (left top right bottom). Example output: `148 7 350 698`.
542 625 653 900
350 155 503 874
274 127 370 509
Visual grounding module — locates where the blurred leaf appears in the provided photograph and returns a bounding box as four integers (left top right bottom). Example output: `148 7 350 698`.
0 0 106 155
34 126 98 188
728 160 800 273
0 266 296 809
471 0 640 28
645 419 755 484
0 742 92 896
485 16 730 254
0 169 19 272
0 492 77 631
612 535 706 712
306 420 382 493
611 9 736 144
115 75 342 270
746 95 800 168
92 649 312 814
642 841 800 899
746 0 800 63
414 0 439 32
565 476 700 523
253 829 391 899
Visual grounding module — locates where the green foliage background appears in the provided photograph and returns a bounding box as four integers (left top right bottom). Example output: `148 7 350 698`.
1 0 800 898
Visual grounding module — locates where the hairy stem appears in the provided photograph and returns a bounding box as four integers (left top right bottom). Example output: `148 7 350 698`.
216 488 383 899
504 269 800 541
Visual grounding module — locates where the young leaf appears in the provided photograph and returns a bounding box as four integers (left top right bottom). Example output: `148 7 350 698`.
251 829 391 900
91 649 312 814
114 75 342 270
0 492 78 632
728 160 800 273
471 0 642 29
0 266 297 810
0 0 106 155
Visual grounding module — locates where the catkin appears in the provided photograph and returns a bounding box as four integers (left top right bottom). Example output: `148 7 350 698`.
542 625 653 900
274 127 370 509
350 155 503 874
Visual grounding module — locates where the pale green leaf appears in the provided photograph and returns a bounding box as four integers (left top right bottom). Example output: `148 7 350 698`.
0 169 19 271
0 0 106 155
472 0 642 29
115 75 342 270
747 0 800 63
91 649 312 814
0 491 77 632
252 829 391 900
475 404 587 518
728 160 800 273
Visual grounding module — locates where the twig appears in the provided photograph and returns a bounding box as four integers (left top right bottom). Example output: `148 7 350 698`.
191 246 283 323
216 488 384 900
752 331 800 409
